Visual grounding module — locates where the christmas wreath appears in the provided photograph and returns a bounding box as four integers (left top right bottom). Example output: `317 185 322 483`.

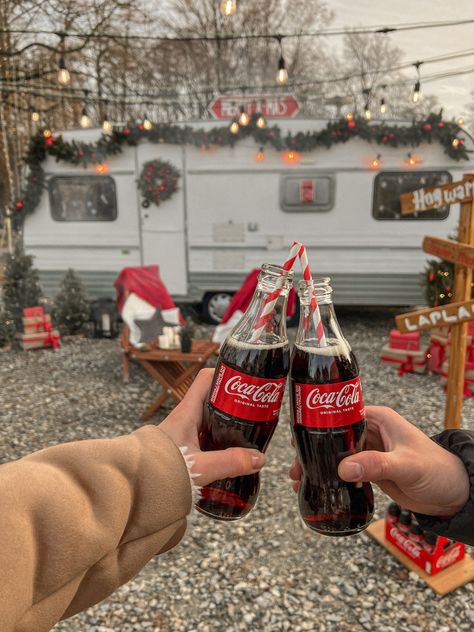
137 159 180 208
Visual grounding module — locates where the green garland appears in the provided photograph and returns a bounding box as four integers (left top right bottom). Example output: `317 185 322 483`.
13 110 470 217
138 159 180 208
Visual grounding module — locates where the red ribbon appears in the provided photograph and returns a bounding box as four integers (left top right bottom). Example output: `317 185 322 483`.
398 355 414 377
429 339 446 371
43 321 60 349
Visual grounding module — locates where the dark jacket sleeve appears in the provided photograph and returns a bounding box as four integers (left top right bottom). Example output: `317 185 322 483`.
415 429 474 545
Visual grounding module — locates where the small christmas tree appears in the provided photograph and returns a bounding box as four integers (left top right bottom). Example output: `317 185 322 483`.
3 243 43 328
0 307 16 348
54 269 90 335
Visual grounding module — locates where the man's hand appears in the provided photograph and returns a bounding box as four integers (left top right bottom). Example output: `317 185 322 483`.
289 406 469 517
159 368 266 486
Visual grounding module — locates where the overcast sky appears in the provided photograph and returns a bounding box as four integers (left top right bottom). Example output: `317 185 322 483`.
329 0 473 119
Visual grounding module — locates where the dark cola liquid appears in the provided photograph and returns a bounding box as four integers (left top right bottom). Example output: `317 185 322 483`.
290 341 374 536
196 338 289 520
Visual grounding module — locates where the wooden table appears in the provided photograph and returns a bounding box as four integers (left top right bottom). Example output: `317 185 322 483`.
122 337 219 420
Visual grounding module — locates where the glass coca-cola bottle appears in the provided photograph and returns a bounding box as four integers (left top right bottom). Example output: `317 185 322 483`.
196 263 293 520
290 278 374 536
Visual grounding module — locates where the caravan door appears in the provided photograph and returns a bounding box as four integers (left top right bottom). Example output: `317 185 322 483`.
137 144 187 295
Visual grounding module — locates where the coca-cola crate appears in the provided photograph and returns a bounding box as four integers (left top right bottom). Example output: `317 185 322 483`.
385 516 465 576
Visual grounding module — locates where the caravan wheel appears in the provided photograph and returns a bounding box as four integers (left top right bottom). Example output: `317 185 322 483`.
202 292 233 324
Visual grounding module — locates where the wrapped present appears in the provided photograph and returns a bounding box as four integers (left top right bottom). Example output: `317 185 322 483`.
22 329 60 351
440 360 474 397
430 326 450 346
389 329 420 351
427 337 447 373
22 314 52 334
381 344 428 375
23 306 44 318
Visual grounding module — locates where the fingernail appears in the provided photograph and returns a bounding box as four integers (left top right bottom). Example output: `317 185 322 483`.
342 462 363 481
251 453 266 469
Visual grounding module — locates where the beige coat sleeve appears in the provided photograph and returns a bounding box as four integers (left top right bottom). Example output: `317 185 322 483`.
0 425 192 632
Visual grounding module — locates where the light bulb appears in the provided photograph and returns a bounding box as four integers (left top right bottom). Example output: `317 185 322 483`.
220 0 236 16
380 99 387 115
238 108 249 126
345 112 353 121
143 114 153 130
229 120 239 134
102 118 113 134
452 138 460 148
370 155 381 169
94 162 109 175
58 57 70 85
31 108 40 123
256 115 266 129
457 117 465 126
406 153 417 166
256 147 265 162
413 80 421 103
43 129 52 138
276 56 288 85
80 108 91 128
364 107 372 121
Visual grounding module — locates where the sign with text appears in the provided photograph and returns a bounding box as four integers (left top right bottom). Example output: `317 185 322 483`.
400 176 474 215
396 300 474 333
423 236 474 268
209 94 300 120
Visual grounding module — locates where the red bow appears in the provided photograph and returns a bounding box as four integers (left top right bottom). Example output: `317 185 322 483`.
44 321 60 349
398 355 414 377
430 339 446 369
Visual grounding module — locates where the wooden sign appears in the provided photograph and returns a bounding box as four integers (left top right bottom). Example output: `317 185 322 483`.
396 300 474 333
400 175 474 215
423 236 474 268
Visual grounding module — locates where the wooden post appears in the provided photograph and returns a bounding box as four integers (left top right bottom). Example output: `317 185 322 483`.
445 197 474 428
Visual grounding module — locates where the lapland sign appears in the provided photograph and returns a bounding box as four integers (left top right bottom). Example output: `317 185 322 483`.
396 300 474 333
400 175 474 214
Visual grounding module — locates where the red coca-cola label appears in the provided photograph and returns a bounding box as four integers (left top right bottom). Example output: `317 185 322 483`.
210 362 286 422
293 377 365 428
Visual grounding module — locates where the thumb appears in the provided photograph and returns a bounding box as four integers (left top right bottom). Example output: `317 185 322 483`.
191 448 266 487
338 450 397 483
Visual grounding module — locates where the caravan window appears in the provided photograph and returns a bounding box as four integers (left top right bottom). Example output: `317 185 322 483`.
373 171 452 220
49 176 117 222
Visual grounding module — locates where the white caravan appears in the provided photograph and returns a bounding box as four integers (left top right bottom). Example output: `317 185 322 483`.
23 119 474 322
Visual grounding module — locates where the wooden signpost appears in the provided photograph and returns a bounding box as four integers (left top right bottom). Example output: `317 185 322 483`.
398 174 474 429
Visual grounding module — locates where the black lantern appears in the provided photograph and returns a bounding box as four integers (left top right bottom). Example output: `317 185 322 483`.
90 298 119 338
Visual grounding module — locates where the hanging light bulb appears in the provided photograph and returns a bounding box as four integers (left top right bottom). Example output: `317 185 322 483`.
256 114 266 129
43 128 52 139
406 152 417 166
452 138 460 148
80 107 91 128
238 106 250 127
31 107 40 123
345 112 353 121
370 154 381 169
380 98 387 115
102 115 113 134
229 119 239 134
275 35 288 85
143 113 153 130
220 0 236 16
57 56 70 85
364 102 372 121
256 147 265 162
412 62 423 104
457 117 465 126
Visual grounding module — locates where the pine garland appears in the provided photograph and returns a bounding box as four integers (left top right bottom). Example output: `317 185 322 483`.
14 110 470 217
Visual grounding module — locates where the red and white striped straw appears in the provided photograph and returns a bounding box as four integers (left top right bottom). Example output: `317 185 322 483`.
249 241 300 343
295 242 327 346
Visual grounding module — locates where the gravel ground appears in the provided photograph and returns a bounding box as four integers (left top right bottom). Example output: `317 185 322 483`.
1 308 474 632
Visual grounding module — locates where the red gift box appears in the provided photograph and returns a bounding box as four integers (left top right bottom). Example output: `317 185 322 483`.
389 329 420 351
427 338 446 373
385 512 465 576
23 306 44 318
22 330 60 351
381 344 428 375
22 314 52 335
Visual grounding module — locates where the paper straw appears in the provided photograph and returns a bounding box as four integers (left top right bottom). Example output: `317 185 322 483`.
296 242 327 346
249 242 300 343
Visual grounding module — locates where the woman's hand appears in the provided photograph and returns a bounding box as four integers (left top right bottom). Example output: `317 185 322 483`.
159 368 266 486
289 406 469 517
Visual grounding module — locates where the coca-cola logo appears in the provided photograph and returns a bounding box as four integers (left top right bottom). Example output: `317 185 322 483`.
306 382 360 411
436 545 462 569
390 526 421 558
224 376 285 404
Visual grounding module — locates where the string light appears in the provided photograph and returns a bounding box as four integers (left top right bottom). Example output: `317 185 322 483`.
275 35 288 85
220 0 236 16
452 138 460 147
256 147 265 162
80 106 91 128
457 117 465 125
143 113 153 130
31 107 40 123
57 56 70 85
412 61 423 103
42 128 52 138
238 106 250 126
102 115 112 134
370 154 381 169
256 114 266 129
94 162 109 175
362 89 371 120
380 97 387 115
405 152 422 166
283 149 300 163
229 119 239 134
345 112 354 121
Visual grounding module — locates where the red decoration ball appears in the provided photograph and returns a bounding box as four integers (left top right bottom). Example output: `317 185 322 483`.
389 133 395 140
78 149 84 157
434 300 439 307
159 185 165 191
347 120 356 130
446 286 451 293
45 137 54 146
382 136 389 143
290 138 296 145
422 123 432 132
437 122 445 128
123 127 131 136
16 200 23 210
428 272 435 282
